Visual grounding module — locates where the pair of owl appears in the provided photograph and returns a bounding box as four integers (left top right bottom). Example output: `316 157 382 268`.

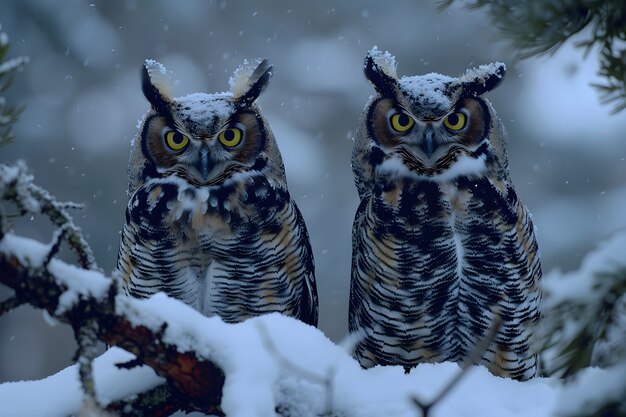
116 48 541 381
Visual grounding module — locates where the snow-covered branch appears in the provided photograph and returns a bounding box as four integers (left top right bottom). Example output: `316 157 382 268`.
0 232 227 415
0 161 98 270
540 232 626 377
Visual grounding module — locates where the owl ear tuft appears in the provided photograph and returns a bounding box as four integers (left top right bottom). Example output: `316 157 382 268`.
460 62 506 97
364 46 399 96
141 59 173 114
230 58 273 107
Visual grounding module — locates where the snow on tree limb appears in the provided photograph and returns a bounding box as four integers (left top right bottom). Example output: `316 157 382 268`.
0 230 564 417
540 231 626 377
0 161 98 271
0 233 226 415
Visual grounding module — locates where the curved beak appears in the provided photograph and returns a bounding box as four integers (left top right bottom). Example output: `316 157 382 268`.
196 146 211 181
420 126 435 159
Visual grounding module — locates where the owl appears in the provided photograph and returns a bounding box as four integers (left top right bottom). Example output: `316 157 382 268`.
349 47 541 380
115 58 318 327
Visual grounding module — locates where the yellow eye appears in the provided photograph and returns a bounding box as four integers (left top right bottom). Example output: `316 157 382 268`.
443 112 467 131
164 130 189 151
390 112 415 133
218 127 243 147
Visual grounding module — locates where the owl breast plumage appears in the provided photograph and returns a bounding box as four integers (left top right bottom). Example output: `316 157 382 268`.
349 48 541 380
116 59 318 326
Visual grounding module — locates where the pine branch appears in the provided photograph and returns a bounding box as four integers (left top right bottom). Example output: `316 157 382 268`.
441 0 626 113
540 248 626 377
0 24 28 146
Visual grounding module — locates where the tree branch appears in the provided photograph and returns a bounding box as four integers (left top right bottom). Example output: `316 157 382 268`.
0 161 99 271
0 235 225 415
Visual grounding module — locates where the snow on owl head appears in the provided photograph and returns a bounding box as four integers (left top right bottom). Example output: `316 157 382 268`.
127 58 286 196
352 46 510 199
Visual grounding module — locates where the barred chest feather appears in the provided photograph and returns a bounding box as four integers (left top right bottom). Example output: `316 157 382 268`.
353 174 531 366
128 173 288 241
370 175 518 253
124 173 296 319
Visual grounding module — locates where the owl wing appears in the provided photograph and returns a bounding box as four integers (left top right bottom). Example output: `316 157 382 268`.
280 199 318 326
348 197 368 333
203 196 318 326
459 177 542 380
116 182 199 306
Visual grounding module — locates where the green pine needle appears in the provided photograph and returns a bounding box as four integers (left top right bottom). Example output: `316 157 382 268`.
441 0 626 113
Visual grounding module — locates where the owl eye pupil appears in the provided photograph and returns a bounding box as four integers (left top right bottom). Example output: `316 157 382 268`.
218 127 243 147
390 112 414 133
164 130 189 151
443 111 467 131
223 129 235 141
172 132 184 144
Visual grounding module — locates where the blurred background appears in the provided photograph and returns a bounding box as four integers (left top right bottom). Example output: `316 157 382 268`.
1 0 625 383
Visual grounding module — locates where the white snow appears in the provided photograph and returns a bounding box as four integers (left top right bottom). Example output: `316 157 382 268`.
558 362 626 416
376 148 486 183
0 348 163 417
459 62 505 86
0 233 111 315
400 72 456 110
540 231 626 375
229 58 265 98
542 230 626 308
144 59 172 100
0 56 29 75
174 92 235 126
0 297 567 417
0 232 49 267
397 62 503 114
0 161 40 213
367 46 397 78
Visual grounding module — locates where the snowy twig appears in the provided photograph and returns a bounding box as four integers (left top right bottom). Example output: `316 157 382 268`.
43 224 70 268
74 321 100 413
257 321 337 415
410 315 503 417
257 321 329 384
25 181 98 271
0 162 99 271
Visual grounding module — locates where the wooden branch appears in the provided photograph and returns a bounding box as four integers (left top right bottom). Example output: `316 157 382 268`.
0 162 98 270
0 241 225 416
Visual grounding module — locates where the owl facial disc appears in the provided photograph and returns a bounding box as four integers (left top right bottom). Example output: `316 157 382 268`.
135 58 278 187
